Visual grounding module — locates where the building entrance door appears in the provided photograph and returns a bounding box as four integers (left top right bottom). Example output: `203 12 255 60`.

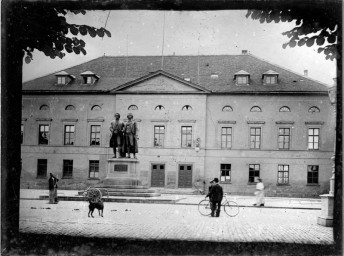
178 164 192 188
151 164 165 187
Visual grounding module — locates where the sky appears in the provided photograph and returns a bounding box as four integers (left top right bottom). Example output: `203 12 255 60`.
22 10 337 86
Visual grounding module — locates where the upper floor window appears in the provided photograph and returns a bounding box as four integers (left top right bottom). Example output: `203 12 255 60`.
65 105 75 111
250 106 262 112
64 125 75 145
222 106 233 112
221 127 232 149
250 127 261 149
308 128 319 150
154 125 165 147
279 106 290 112
90 125 101 146
234 70 250 85
181 126 192 148
182 105 192 111
155 105 165 111
91 105 101 111
278 128 290 150
40 104 49 111
38 124 49 145
80 71 100 85
308 106 320 113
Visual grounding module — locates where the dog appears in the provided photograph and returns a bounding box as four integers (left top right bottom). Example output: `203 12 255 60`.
88 199 104 218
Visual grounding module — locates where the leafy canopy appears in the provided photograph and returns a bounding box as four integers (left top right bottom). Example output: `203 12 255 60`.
246 8 339 61
13 5 111 63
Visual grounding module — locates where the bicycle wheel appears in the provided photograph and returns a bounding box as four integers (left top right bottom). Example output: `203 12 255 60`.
224 200 239 217
198 199 211 216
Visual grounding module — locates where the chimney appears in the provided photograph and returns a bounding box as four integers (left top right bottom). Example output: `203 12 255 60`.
304 70 308 76
242 50 248 54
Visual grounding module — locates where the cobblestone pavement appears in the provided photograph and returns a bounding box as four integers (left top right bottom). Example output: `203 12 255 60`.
19 199 333 245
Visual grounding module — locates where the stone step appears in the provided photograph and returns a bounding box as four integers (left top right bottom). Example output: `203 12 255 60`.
98 185 149 189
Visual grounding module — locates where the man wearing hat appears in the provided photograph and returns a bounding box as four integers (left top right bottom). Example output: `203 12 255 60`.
109 113 125 158
123 113 138 158
206 177 223 217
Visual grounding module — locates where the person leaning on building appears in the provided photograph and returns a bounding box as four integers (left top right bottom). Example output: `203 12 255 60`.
206 178 223 217
253 178 265 207
48 173 59 204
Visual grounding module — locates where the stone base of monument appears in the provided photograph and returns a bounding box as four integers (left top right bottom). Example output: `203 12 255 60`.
317 194 334 227
81 158 161 198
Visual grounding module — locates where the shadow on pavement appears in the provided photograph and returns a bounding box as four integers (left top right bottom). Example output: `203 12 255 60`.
3 233 339 256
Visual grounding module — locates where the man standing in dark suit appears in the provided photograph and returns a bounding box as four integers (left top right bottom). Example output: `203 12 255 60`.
207 178 223 217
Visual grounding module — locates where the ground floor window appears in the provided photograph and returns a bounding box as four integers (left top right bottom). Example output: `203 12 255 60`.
37 159 47 178
307 165 319 184
220 164 231 183
248 164 260 183
63 160 73 178
89 160 99 179
278 164 289 184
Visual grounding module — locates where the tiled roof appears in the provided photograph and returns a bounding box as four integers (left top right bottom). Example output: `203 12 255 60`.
23 54 329 93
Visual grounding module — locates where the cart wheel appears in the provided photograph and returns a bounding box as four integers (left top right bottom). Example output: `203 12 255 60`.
86 187 102 203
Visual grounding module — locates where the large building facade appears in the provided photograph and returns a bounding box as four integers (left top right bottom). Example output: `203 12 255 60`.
21 52 335 197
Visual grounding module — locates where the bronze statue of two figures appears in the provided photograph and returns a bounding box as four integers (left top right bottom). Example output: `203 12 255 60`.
109 113 138 159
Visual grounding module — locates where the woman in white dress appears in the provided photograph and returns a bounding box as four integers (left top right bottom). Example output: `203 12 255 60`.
253 178 265 206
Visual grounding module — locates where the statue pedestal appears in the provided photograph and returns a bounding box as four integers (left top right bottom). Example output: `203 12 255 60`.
103 158 141 186
317 194 334 227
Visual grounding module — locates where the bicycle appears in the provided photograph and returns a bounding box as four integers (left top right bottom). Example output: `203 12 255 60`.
198 193 239 217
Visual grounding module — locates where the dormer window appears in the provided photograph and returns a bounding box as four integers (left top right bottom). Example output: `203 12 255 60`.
262 70 279 84
54 71 75 85
234 70 250 85
80 71 100 85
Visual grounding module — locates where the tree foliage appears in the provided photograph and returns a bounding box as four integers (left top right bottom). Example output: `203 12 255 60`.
11 5 111 63
246 7 340 61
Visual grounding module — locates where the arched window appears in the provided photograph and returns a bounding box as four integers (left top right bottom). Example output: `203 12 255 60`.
222 106 233 112
279 106 290 112
155 105 165 111
182 105 192 111
65 105 75 111
308 106 320 113
91 105 101 111
250 106 262 112
128 105 138 111
40 104 49 111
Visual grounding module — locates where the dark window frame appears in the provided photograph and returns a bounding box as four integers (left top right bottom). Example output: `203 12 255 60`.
38 124 49 145
221 127 232 149
89 160 99 179
63 160 73 178
181 126 192 148
64 125 75 145
90 125 101 146
37 159 47 178
308 128 320 150
248 164 260 183
250 127 261 149
154 125 165 147
220 164 231 183
307 165 319 184
278 128 290 150
278 164 289 185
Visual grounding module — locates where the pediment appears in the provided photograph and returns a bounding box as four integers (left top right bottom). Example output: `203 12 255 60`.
111 70 210 93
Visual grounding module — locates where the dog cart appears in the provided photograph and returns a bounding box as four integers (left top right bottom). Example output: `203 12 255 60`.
84 187 107 203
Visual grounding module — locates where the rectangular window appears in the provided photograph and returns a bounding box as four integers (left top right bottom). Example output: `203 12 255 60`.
64 125 75 145
250 127 261 149
90 125 101 145
37 159 47 178
83 76 92 84
248 164 260 183
181 126 192 148
89 160 99 179
21 124 24 144
278 128 290 149
38 124 49 145
57 76 66 84
278 164 289 184
220 164 231 183
221 127 232 149
154 126 165 147
63 160 73 178
265 76 277 84
308 128 319 150
237 76 248 84
307 165 319 184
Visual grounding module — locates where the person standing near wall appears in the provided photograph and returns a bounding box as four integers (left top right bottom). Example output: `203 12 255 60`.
48 173 59 204
253 178 265 207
